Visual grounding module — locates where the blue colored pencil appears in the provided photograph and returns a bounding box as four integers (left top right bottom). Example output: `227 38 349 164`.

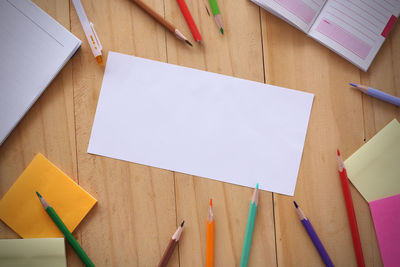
294 201 334 267
350 83 400 107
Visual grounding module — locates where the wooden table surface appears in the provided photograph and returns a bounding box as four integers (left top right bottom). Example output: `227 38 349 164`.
1 0 399 266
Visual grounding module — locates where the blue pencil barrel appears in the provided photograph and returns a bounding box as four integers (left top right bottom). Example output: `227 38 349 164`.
301 219 334 267
368 88 400 107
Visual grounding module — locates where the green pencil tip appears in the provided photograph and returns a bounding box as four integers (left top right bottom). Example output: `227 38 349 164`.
36 191 42 198
256 183 259 189
220 28 224 35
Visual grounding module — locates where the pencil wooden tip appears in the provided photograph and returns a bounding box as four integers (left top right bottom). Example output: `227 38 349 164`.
210 198 212 206
293 201 298 208
337 149 340 156
180 220 185 227
185 40 193 47
36 191 42 198
205 6 210 16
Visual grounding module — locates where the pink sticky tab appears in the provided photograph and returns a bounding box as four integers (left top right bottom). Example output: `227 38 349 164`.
381 15 397 38
370 194 400 267
316 18 371 59
272 0 316 25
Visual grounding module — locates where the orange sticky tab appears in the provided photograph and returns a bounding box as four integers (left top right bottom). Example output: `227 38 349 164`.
96 55 103 65
0 153 97 238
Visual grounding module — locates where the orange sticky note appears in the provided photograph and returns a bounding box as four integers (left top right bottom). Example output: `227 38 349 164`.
0 153 97 238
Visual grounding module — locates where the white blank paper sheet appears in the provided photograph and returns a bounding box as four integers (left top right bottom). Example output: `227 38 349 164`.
88 52 314 195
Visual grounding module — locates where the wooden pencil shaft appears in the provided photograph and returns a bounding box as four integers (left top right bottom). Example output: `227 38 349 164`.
46 207 95 267
130 0 175 33
240 202 257 267
337 152 366 267
35 193 96 267
206 220 215 267
208 0 220 15
158 239 177 267
339 172 365 267
301 219 334 267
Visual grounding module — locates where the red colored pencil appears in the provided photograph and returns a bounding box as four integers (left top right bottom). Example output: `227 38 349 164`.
337 149 365 267
176 0 202 42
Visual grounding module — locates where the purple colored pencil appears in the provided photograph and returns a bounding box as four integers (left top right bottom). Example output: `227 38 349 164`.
350 83 400 107
294 201 334 267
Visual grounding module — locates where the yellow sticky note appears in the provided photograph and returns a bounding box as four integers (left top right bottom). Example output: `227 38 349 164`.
0 238 66 267
0 153 97 238
345 119 400 202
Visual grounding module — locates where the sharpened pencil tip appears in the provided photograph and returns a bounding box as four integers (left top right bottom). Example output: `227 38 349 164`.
293 201 298 208
349 83 358 87
180 220 185 227
256 183 259 189
220 27 224 35
210 198 212 206
185 40 193 47
205 6 210 16
337 149 341 156
36 191 42 198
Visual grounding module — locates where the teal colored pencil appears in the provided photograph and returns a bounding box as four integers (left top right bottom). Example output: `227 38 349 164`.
240 184 259 267
208 0 224 34
36 192 95 267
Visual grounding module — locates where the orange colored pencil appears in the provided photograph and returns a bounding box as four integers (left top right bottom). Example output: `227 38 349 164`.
206 198 215 267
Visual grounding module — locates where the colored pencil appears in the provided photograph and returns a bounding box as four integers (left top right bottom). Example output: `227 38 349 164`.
337 149 365 267
294 201 334 267
158 221 184 267
206 198 215 267
208 0 223 34
129 0 192 47
36 192 95 267
240 184 259 267
350 83 400 106
176 0 202 42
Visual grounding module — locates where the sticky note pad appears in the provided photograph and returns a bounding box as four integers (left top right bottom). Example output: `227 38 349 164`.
0 238 67 267
0 153 97 238
370 194 400 267
345 119 400 202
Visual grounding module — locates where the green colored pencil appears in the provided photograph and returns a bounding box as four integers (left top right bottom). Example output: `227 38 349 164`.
36 192 95 267
240 184 259 267
208 0 224 34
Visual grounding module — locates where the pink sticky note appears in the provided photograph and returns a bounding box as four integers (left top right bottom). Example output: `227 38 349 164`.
272 0 316 25
381 15 397 38
316 18 371 59
369 194 400 267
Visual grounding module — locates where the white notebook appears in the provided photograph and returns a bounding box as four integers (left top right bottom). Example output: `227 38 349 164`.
252 0 400 71
88 52 314 196
0 0 81 145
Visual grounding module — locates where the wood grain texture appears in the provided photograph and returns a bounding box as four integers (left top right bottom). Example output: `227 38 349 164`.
70 0 178 266
0 1 81 265
164 0 276 266
261 10 375 267
0 0 398 266
357 18 400 267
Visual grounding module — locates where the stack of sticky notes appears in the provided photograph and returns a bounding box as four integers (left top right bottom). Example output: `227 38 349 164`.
0 153 97 238
0 153 97 265
345 119 400 267
0 238 66 267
